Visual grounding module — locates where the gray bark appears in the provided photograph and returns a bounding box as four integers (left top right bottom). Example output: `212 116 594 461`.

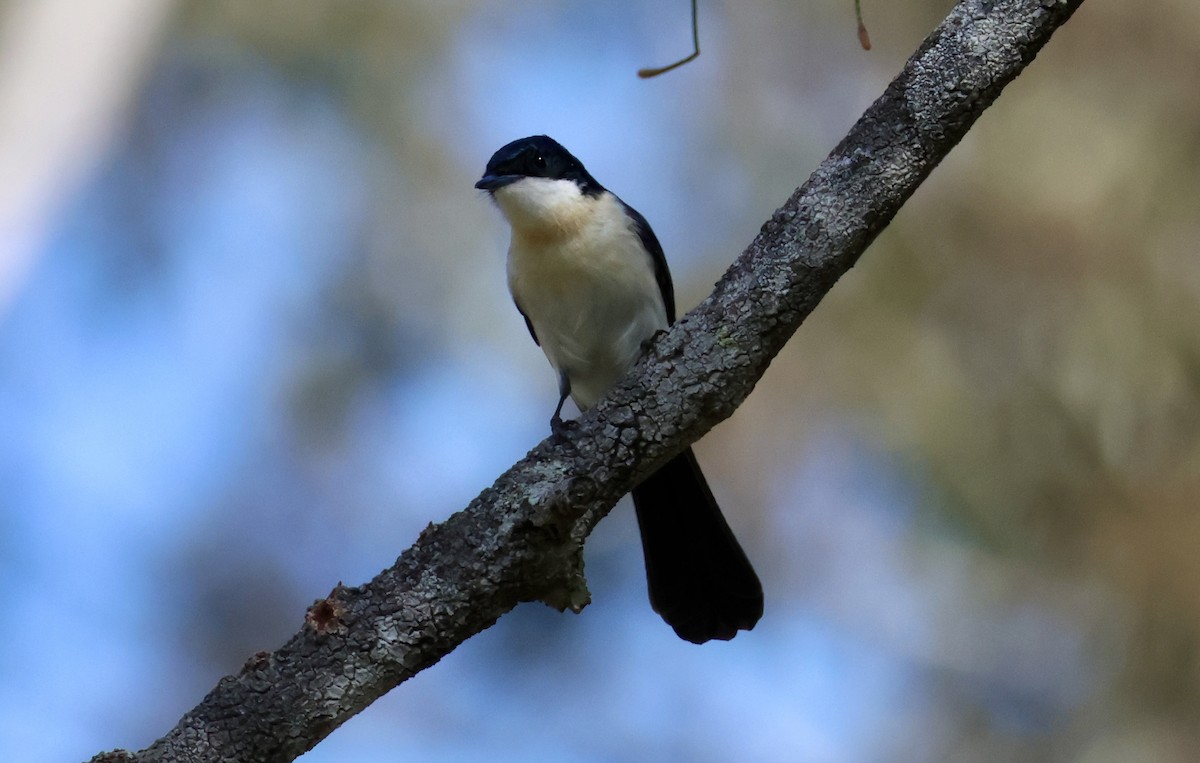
90 1 1087 760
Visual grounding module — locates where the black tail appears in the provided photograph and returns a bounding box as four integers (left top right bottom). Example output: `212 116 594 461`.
630 448 763 644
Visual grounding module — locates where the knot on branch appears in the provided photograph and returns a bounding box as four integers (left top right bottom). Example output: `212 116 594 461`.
305 582 349 636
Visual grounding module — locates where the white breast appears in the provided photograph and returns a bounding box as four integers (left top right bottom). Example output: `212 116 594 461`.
497 180 668 410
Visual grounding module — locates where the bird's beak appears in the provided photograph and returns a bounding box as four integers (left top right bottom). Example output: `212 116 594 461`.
475 174 520 192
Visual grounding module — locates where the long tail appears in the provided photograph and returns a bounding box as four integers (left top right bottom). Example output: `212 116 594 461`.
631 448 763 643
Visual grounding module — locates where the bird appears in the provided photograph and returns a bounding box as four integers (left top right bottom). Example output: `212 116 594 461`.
475 135 763 643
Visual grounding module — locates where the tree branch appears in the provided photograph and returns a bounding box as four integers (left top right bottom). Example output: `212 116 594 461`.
91 1 1086 760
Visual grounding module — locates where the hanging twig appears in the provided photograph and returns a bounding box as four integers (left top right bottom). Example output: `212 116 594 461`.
638 0 700 78
856 0 872 50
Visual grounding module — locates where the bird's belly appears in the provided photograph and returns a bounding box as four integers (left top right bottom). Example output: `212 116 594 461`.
534 294 662 409
509 233 667 410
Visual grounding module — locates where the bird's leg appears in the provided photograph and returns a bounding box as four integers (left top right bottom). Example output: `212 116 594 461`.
550 372 574 435
640 328 669 356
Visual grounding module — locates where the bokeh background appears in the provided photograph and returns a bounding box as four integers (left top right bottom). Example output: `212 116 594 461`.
2 1 1197 761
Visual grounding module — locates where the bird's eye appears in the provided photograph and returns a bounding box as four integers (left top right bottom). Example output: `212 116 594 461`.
532 154 547 170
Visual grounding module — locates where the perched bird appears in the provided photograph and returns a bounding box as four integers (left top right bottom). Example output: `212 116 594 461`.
476 135 762 643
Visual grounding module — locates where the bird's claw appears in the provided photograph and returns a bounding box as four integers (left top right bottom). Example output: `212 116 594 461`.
550 415 578 439
640 328 668 354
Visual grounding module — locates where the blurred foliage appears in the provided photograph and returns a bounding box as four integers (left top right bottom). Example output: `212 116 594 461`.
734 0 1200 750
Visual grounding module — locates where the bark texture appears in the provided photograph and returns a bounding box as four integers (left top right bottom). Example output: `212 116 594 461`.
91 1 1087 760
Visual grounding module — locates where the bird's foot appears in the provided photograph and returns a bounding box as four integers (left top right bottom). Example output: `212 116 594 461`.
550 414 578 440
640 328 669 354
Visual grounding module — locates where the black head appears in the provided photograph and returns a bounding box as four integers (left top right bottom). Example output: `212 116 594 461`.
475 135 603 197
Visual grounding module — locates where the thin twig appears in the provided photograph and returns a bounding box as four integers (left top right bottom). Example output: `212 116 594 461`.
638 0 700 78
